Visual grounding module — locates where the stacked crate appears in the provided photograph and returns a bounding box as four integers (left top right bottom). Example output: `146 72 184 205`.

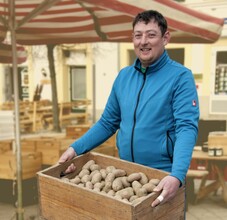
66 124 118 157
0 151 42 180
35 137 74 165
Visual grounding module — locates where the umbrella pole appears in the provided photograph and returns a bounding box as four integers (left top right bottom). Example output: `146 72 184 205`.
12 32 24 220
9 1 24 220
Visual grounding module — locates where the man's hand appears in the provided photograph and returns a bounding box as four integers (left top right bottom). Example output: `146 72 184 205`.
151 175 181 207
58 147 77 174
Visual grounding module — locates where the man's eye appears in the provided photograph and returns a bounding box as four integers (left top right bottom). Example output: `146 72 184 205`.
148 33 156 38
135 34 142 39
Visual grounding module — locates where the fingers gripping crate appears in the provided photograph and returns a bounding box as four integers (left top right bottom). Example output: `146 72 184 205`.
37 152 185 220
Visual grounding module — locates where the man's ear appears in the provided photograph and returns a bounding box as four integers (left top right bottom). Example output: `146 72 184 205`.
163 31 171 46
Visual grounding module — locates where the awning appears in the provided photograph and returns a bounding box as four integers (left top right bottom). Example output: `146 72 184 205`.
0 0 224 45
0 43 27 64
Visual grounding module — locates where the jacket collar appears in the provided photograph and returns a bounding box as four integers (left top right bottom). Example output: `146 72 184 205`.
134 50 169 75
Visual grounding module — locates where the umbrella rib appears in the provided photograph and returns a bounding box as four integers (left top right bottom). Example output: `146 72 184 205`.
17 0 62 29
77 0 107 41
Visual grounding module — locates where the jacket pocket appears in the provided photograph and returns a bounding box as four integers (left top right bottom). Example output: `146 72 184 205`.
166 130 175 163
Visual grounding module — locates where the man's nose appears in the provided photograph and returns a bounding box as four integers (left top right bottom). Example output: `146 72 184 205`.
141 34 148 44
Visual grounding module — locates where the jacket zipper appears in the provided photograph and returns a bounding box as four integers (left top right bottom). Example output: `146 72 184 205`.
131 71 147 162
166 131 173 163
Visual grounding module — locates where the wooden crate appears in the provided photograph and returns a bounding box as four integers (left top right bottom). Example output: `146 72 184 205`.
36 137 74 165
66 124 91 139
208 132 227 155
92 144 115 157
37 152 185 220
0 151 42 180
0 140 12 153
21 139 37 153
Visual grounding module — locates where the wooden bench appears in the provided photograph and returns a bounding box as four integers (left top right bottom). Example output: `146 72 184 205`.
45 100 91 128
186 169 209 206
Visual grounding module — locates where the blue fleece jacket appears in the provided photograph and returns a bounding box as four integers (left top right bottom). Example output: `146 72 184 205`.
71 50 200 184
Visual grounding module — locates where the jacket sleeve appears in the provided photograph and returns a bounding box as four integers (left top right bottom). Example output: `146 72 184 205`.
170 69 200 184
70 80 121 155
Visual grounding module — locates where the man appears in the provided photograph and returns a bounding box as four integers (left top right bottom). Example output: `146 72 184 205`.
59 10 199 208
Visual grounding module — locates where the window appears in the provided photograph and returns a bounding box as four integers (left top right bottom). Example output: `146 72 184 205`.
210 48 227 114
9 66 29 101
70 66 86 100
214 51 227 95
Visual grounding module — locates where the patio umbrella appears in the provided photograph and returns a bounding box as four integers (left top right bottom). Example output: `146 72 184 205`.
0 0 224 44
0 43 27 64
0 0 224 219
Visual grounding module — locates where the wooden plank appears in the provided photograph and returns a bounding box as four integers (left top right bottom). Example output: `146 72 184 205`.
66 125 90 139
36 137 74 165
0 140 12 153
92 144 115 157
0 151 42 180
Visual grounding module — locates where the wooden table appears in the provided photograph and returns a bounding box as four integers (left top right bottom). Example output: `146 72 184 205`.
192 150 227 204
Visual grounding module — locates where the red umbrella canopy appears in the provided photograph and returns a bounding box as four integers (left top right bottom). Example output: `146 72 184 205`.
0 0 224 45
0 43 27 64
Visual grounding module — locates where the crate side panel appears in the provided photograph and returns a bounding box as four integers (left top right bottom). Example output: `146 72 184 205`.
38 175 133 220
133 187 185 220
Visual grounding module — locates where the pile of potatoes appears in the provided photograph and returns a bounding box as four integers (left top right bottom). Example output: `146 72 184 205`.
61 159 161 205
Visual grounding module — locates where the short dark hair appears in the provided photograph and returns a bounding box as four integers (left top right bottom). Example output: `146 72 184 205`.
132 10 168 36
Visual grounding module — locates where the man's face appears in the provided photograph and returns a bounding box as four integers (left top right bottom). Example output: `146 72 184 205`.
133 20 170 67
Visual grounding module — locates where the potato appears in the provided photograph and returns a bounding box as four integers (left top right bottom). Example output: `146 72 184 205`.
102 181 112 193
114 194 122 200
149 178 160 186
112 177 124 191
91 172 102 184
132 180 142 194
94 181 105 190
142 182 156 193
129 195 139 202
81 174 91 183
90 170 100 179
116 187 134 200
131 197 146 205
93 187 101 192
85 181 93 189
139 172 148 185
68 158 159 204
61 177 70 183
122 198 130 203
105 173 115 183
100 169 107 179
121 176 131 187
69 176 81 184
107 190 115 197
78 183 84 187
78 169 90 178
113 169 127 178
82 160 95 170
106 166 116 174
90 164 101 172
136 188 147 197
127 173 141 182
